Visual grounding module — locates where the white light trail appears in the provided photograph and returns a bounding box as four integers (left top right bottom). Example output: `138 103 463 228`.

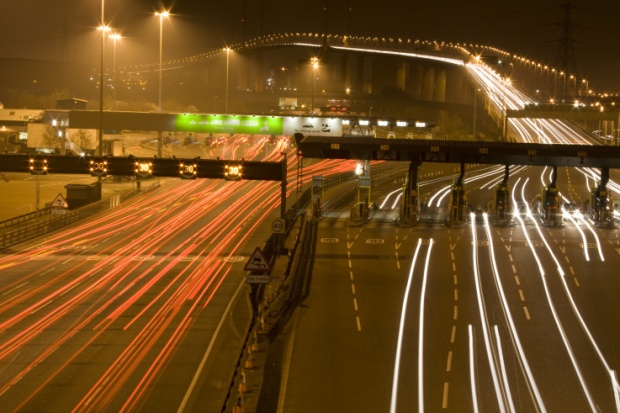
469 324 480 413
515 178 598 412
379 188 401 209
417 239 434 412
494 325 516 413
391 192 404 210
484 213 546 411
470 213 506 413
390 239 422 413
612 370 620 412
332 45 465 66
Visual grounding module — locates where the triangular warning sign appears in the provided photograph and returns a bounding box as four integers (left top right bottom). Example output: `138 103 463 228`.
51 193 68 208
244 247 270 271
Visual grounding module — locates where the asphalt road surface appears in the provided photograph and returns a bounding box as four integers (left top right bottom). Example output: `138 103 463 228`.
279 164 620 412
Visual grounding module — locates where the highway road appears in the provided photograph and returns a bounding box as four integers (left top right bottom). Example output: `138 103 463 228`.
279 163 620 412
2 132 620 412
0 136 362 412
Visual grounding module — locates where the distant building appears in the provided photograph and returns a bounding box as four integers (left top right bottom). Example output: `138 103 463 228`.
0 108 44 152
56 98 88 110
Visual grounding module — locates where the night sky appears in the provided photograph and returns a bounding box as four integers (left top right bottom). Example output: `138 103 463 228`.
1 0 619 92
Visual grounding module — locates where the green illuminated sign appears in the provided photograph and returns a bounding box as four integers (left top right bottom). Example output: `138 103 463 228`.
175 114 283 134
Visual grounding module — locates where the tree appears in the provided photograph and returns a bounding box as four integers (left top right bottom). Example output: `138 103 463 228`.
41 125 60 149
67 129 95 152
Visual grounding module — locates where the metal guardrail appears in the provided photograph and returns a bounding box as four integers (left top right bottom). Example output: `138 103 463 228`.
0 207 53 230
0 181 161 250
221 165 408 411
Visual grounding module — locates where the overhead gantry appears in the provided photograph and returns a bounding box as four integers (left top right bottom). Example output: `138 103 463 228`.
294 134 620 227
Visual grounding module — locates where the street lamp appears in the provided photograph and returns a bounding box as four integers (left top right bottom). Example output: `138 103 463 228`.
109 32 121 110
225 47 230 114
311 57 319 113
155 10 169 158
97 0 109 156
155 10 169 113
501 77 511 140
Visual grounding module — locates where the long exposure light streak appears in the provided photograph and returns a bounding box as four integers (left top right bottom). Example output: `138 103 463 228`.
483 213 546 411
390 239 422 413
515 178 598 412
470 212 506 413
417 238 434 412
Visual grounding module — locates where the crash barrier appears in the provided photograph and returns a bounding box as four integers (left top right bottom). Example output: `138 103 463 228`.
0 180 161 250
221 212 313 413
0 207 53 230
222 162 405 411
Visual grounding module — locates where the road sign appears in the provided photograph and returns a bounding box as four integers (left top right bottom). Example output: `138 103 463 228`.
51 193 68 208
90 159 108 177
271 218 285 233
246 274 270 284
244 247 271 272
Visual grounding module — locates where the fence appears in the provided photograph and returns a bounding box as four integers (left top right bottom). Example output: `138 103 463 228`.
0 181 160 250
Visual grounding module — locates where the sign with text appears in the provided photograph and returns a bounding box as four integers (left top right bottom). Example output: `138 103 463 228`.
283 117 342 136
175 114 283 135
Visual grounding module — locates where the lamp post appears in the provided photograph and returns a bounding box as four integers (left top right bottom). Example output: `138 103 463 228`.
311 57 319 113
225 47 230 114
502 77 511 141
155 10 169 113
97 0 108 156
582 79 589 106
155 10 169 158
109 32 121 110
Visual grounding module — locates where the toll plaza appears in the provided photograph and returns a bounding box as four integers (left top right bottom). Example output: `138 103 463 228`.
491 165 512 226
589 167 616 227
448 163 467 226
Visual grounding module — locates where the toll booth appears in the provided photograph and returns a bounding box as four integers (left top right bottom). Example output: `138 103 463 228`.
538 185 561 226
351 176 371 223
448 180 467 225
589 186 615 227
492 183 512 225
400 162 420 226
400 183 420 225
311 175 324 219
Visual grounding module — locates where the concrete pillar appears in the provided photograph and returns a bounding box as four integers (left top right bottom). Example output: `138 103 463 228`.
422 66 435 101
396 61 407 91
400 161 420 225
434 69 447 102
362 56 373 94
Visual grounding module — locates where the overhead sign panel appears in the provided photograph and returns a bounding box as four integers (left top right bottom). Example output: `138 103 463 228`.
175 114 283 135
283 117 342 136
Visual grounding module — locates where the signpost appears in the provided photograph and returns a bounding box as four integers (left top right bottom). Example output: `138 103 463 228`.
271 218 285 234
244 247 270 272
51 193 68 215
244 247 271 285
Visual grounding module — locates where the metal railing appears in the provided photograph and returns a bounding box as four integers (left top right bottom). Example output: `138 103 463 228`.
0 207 53 230
0 181 160 250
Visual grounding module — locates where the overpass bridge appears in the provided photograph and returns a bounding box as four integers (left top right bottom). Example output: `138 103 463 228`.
115 33 600 113
112 32 619 143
